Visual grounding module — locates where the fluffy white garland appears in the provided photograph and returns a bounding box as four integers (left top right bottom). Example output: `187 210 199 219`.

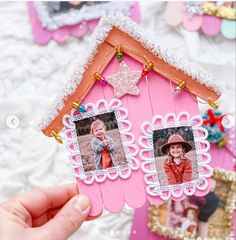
39 13 222 131
62 99 139 185
34 2 133 31
139 111 213 200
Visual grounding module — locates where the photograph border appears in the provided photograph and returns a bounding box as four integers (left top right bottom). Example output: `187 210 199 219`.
139 112 213 200
148 168 236 240
62 98 139 185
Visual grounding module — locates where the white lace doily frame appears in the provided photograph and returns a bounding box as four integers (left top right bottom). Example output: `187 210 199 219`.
62 99 139 185
139 112 213 200
34 2 133 31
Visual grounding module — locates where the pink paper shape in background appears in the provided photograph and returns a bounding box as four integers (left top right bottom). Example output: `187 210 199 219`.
165 2 184 26
182 13 203 31
164 2 235 39
28 2 141 45
201 15 222 37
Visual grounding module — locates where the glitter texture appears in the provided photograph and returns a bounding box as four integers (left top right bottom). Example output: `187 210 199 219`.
107 61 142 98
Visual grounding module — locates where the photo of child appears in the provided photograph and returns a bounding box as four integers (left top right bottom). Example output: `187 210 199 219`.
168 181 220 238
171 205 199 237
167 199 202 238
153 126 198 186
150 169 235 240
90 119 116 170
161 134 193 185
75 111 127 172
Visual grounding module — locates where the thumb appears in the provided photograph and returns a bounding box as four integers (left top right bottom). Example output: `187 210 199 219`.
40 194 90 240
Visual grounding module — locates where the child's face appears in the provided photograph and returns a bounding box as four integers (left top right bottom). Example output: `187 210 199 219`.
169 144 183 158
93 124 106 138
186 210 195 221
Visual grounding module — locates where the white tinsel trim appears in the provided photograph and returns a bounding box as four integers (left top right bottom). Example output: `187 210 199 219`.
39 13 222 132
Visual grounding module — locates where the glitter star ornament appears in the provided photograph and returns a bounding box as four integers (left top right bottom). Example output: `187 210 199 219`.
107 61 142 98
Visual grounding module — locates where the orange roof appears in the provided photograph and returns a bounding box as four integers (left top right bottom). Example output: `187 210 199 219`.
39 14 222 138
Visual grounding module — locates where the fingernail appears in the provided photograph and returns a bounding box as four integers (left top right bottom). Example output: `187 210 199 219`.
73 195 90 212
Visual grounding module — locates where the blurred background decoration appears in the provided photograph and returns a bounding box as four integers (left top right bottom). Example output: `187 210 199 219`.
28 1 141 44
202 109 236 163
165 1 236 39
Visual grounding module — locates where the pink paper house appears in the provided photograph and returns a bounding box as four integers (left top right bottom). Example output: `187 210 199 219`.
40 14 222 216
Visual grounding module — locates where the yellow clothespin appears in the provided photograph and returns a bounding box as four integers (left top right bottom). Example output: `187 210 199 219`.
51 131 63 144
173 81 186 94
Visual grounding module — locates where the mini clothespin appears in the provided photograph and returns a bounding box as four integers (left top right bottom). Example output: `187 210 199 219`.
207 98 219 109
217 138 228 148
116 45 123 62
94 72 107 85
72 102 87 112
173 81 186 94
141 62 154 77
51 131 63 144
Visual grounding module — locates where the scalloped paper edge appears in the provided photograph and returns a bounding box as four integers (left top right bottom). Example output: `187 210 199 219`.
62 98 140 185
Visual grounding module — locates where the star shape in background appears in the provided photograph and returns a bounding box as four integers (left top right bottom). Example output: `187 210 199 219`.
106 61 142 98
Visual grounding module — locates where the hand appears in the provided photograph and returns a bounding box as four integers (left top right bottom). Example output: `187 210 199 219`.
103 140 109 146
0 184 100 240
